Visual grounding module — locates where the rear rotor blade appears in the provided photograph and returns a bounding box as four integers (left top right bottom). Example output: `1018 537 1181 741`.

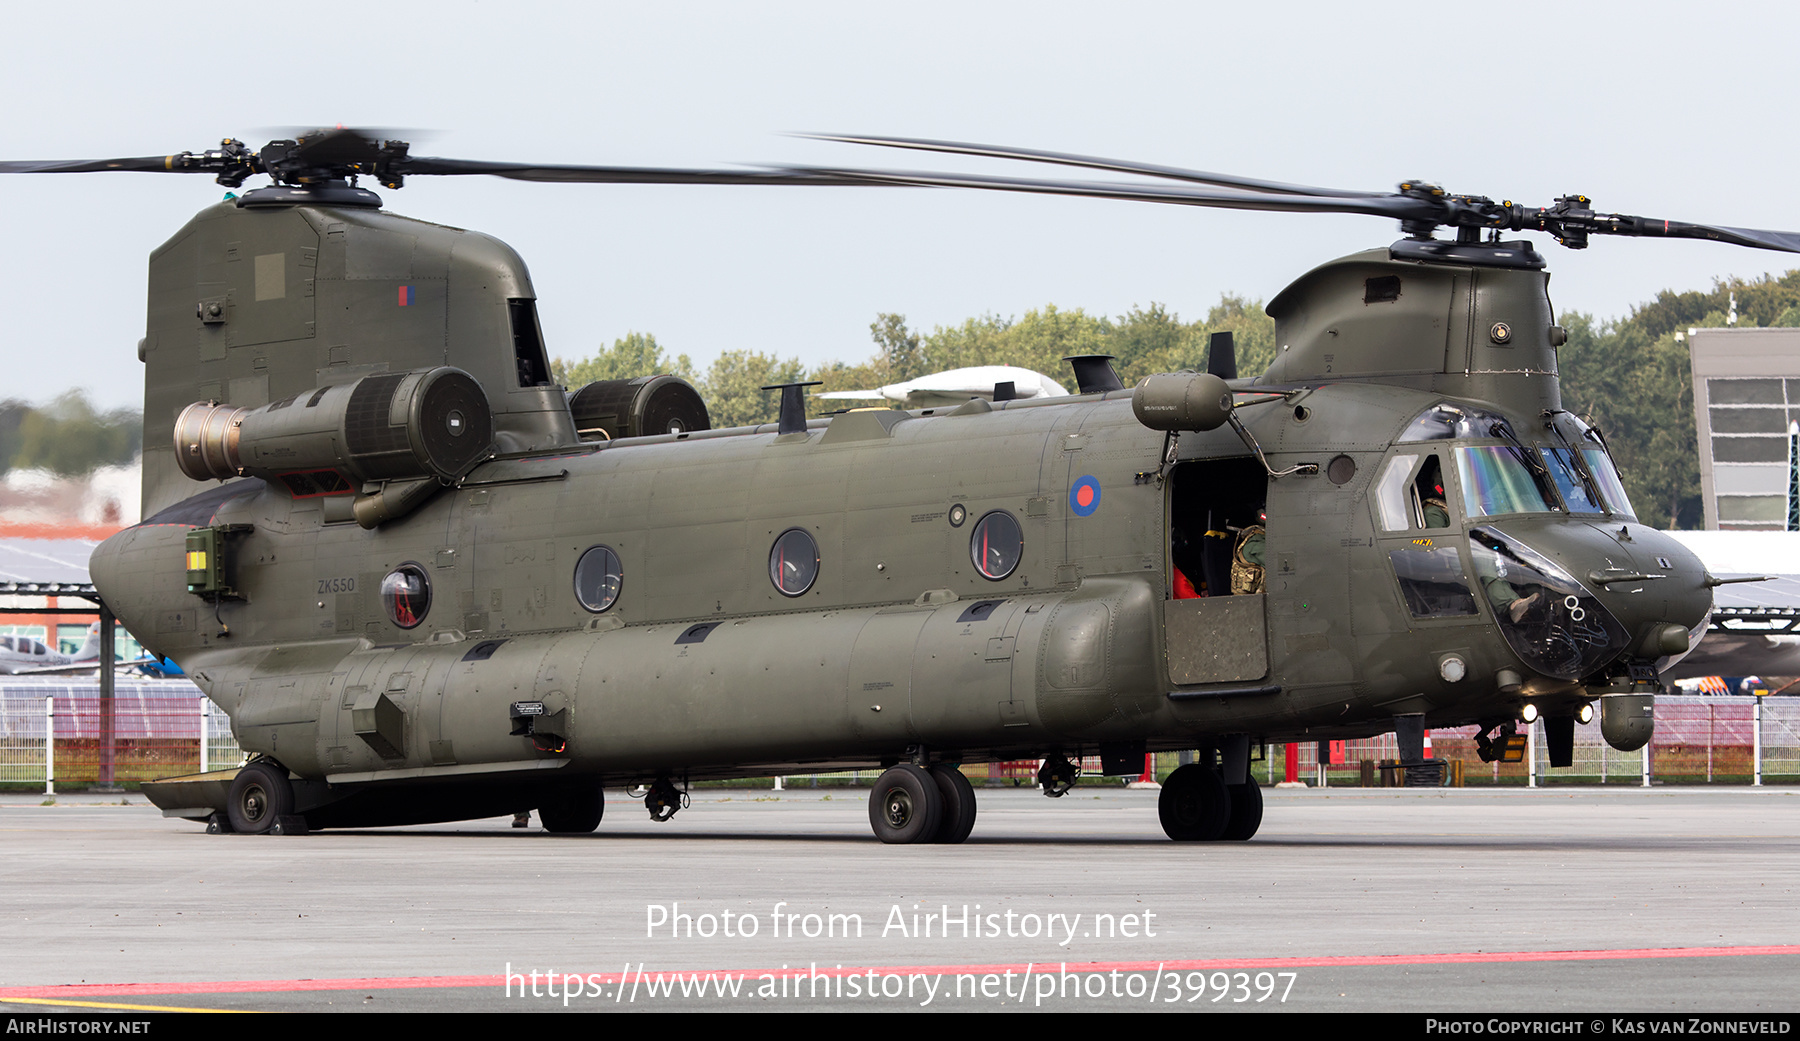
786 165 1440 221
797 133 1388 199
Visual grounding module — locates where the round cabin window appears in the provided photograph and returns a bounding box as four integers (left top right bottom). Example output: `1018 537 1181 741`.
769 528 820 597
573 545 624 613
381 563 431 629
970 511 1023 580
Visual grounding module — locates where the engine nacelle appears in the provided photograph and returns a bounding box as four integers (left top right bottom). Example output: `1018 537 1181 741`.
174 367 494 494
568 375 710 441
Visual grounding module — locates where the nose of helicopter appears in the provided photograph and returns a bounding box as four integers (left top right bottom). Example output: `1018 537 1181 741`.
1468 520 1713 687
1578 522 1714 658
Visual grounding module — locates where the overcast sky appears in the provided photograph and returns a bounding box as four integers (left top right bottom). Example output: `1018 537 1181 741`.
5 0 1798 410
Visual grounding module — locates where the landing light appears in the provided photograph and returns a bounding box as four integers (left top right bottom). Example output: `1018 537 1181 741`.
1520 703 1540 724
1577 703 1595 725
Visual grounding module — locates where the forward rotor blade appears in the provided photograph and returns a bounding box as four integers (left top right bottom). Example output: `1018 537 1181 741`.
787 166 1439 221
0 156 206 174
1601 214 1800 254
797 133 1388 199
396 157 877 186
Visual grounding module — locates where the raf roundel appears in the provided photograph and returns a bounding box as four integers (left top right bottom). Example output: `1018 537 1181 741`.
1069 475 1102 517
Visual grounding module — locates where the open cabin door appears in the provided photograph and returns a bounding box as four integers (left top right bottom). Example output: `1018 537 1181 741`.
1163 457 1271 685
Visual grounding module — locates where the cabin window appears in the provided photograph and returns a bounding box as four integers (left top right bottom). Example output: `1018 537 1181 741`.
381 563 431 629
573 545 623 613
769 529 820 597
970 511 1024 580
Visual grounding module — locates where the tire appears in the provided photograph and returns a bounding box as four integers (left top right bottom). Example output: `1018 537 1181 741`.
539 784 605 834
1221 781 1263 841
226 761 294 835
927 764 977 845
868 765 943 844
1158 763 1229 841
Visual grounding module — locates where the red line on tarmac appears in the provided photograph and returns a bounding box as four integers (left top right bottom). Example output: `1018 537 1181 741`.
5 945 1797 1000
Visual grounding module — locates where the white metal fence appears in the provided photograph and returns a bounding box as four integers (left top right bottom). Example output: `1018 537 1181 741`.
4 681 1796 792
1275 695 1800 786
0 679 239 792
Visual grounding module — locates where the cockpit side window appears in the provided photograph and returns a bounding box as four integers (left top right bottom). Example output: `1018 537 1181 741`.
1413 455 1451 528
1375 453 1419 532
1377 453 1453 532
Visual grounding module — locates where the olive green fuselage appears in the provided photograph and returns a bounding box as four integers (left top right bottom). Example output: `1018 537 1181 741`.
91 378 1706 793
92 196 1713 817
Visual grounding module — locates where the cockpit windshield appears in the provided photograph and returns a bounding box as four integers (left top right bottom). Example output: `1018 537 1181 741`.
1398 403 1510 442
1551 412 1638 521
1542 448 1604 514
1581 448 1636 520
1455 446 1553 518
1404 403 1639 521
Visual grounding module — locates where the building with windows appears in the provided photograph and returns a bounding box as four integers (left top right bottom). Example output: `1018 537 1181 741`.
1688 328 1800 530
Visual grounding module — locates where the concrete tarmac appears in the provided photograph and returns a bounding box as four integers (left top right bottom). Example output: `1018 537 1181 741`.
2 784 1798 1013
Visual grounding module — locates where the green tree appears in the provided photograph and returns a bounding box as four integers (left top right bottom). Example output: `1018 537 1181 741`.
2 392 141 476
807 358 885 417
1108 303 1204 385
697 349 805 428
869 314 925 384
552 332 694 388
1197 295 1277 379
1556 269 1800 529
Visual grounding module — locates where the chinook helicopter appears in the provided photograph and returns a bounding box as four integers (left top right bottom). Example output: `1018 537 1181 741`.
3 128 1779 843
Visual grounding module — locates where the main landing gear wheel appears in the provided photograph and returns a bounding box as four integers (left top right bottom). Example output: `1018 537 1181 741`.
226 760 294 835
538 783 604 834
1221 781 1263 841
1158 763 1230 842
927 764 977 844
868 764 943 844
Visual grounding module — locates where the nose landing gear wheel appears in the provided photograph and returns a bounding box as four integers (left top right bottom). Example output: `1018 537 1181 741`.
226 761 294 836
1158 763 1230 841
868 764 944 844
926 764 977 844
